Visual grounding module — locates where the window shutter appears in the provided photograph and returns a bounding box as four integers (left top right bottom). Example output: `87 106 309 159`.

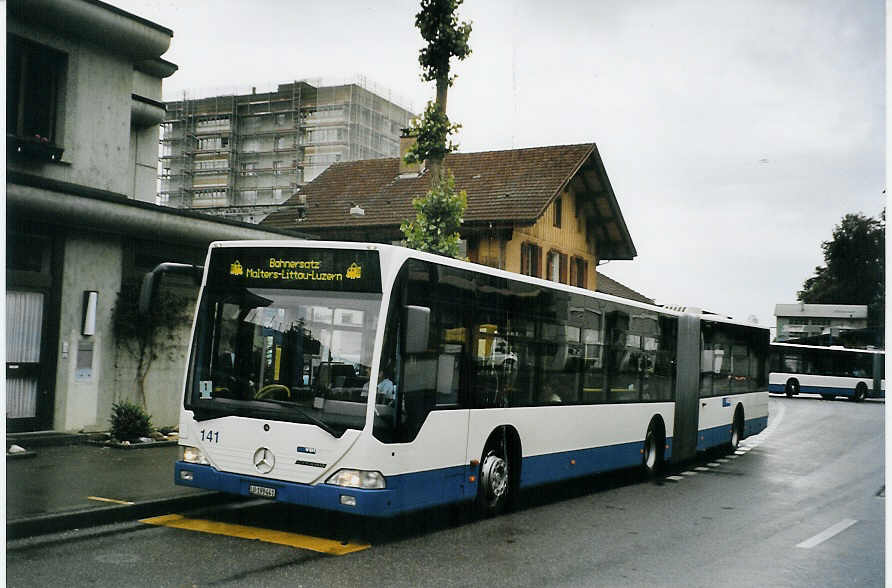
521 244 529 276
535 246 543 278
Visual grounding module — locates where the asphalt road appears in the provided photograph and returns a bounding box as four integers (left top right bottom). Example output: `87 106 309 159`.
6 396 884 587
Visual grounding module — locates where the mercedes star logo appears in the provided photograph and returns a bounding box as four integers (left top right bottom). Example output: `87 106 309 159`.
253 447 275 474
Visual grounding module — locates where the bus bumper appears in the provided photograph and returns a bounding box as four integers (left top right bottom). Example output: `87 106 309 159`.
174 461 397 517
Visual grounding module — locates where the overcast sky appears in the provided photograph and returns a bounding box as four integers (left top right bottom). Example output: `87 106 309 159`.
116 0 885 329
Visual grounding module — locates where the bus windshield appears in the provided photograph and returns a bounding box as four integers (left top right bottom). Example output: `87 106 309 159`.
188 287 381 437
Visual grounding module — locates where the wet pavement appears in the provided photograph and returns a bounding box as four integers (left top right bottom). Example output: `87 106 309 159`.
6 439 238 538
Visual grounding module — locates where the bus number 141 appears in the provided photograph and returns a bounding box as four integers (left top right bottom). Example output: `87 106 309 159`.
201 430 220 444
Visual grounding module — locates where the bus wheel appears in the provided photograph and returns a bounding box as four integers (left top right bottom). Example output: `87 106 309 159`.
785 379 799 397
730 410 743 450
642 421 665 476
478 444 510 516
851 383 868 403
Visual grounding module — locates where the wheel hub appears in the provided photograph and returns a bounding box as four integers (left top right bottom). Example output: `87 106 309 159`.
481 452 508 502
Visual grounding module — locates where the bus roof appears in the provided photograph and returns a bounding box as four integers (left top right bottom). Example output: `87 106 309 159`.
207 240 768 333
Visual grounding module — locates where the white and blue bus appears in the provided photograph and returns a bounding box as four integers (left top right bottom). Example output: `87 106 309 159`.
162 241 769 517
769 342 885 401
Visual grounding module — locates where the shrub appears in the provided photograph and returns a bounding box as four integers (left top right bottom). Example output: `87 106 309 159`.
110 401 153 441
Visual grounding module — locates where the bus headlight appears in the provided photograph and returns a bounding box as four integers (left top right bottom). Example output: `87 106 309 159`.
180 445 210 465
326 469 386 489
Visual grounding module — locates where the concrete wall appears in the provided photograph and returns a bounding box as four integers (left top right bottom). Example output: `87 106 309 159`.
8 20 134 195
54 233 123 432
52 231 201 431
8 20 167 203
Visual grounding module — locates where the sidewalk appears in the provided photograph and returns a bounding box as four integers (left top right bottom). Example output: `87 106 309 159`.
6 435 238 539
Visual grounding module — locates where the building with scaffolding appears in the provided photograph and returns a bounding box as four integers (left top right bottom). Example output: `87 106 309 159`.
158 79 415 222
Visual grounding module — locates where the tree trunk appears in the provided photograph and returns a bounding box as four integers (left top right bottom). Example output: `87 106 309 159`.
430 76 450 181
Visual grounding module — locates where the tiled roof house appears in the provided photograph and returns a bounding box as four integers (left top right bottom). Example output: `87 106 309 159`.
596 272 654 305
263 142 636 293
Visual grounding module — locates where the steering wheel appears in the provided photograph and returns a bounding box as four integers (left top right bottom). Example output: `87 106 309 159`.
256 384 291 400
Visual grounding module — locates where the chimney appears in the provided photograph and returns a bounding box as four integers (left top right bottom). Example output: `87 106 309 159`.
398 130 424 177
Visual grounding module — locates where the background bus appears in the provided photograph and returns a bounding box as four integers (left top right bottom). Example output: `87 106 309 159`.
769 342 885 401
167 241 769 517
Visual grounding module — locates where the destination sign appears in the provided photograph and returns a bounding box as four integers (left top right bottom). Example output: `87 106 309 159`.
208 247 381 293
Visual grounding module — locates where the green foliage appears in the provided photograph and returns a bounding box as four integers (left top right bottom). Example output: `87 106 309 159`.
404 101 461 166
797 211 885 327
110 401 153 441
415 0 473 87
401 171 468 257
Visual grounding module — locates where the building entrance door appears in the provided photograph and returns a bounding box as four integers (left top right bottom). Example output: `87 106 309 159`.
7 230 57 433
6 291 50 431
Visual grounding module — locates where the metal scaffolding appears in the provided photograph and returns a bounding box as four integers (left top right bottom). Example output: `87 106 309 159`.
157 78 415 222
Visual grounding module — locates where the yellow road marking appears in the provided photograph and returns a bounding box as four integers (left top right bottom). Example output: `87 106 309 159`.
87 496 135 505
139 514 370 555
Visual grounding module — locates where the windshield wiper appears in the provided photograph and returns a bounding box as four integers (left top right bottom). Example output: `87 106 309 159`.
256 399 341 437
189 398 343 437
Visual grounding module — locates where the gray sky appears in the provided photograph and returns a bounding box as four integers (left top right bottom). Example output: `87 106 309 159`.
117 0 885 328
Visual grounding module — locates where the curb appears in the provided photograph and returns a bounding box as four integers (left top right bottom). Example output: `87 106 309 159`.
5 451 38 460
6 433 88 448
85 440 179 450
6 491 243 540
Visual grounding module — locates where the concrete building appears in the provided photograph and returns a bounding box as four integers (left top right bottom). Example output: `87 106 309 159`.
7 0 308 434
158 80 415 223
774 303 868 342
262 143 637 293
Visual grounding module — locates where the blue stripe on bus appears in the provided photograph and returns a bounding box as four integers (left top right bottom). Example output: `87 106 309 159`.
174 436 677 517
519 438 668 487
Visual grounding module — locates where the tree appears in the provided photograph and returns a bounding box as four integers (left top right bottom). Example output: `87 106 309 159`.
797 211 885 327
401 0 471 256
401 172 468 257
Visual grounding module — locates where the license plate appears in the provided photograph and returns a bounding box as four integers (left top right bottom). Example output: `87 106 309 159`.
248 484 277 499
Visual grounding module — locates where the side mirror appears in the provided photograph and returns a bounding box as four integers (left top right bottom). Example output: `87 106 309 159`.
405 305 431 354
138 262 204 317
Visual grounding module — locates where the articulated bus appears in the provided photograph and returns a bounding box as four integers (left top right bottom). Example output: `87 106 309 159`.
769 342 885 401
164 241 769 517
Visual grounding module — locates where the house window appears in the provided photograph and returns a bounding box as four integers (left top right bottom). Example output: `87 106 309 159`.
553 197 562 228
546 250 568 284
520 242 542 278
7 35 67 149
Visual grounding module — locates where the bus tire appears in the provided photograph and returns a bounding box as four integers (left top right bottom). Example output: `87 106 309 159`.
476 428 519 517
730 408 744 450
642 419 665 476
851 382 868 402
785 379 799 397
